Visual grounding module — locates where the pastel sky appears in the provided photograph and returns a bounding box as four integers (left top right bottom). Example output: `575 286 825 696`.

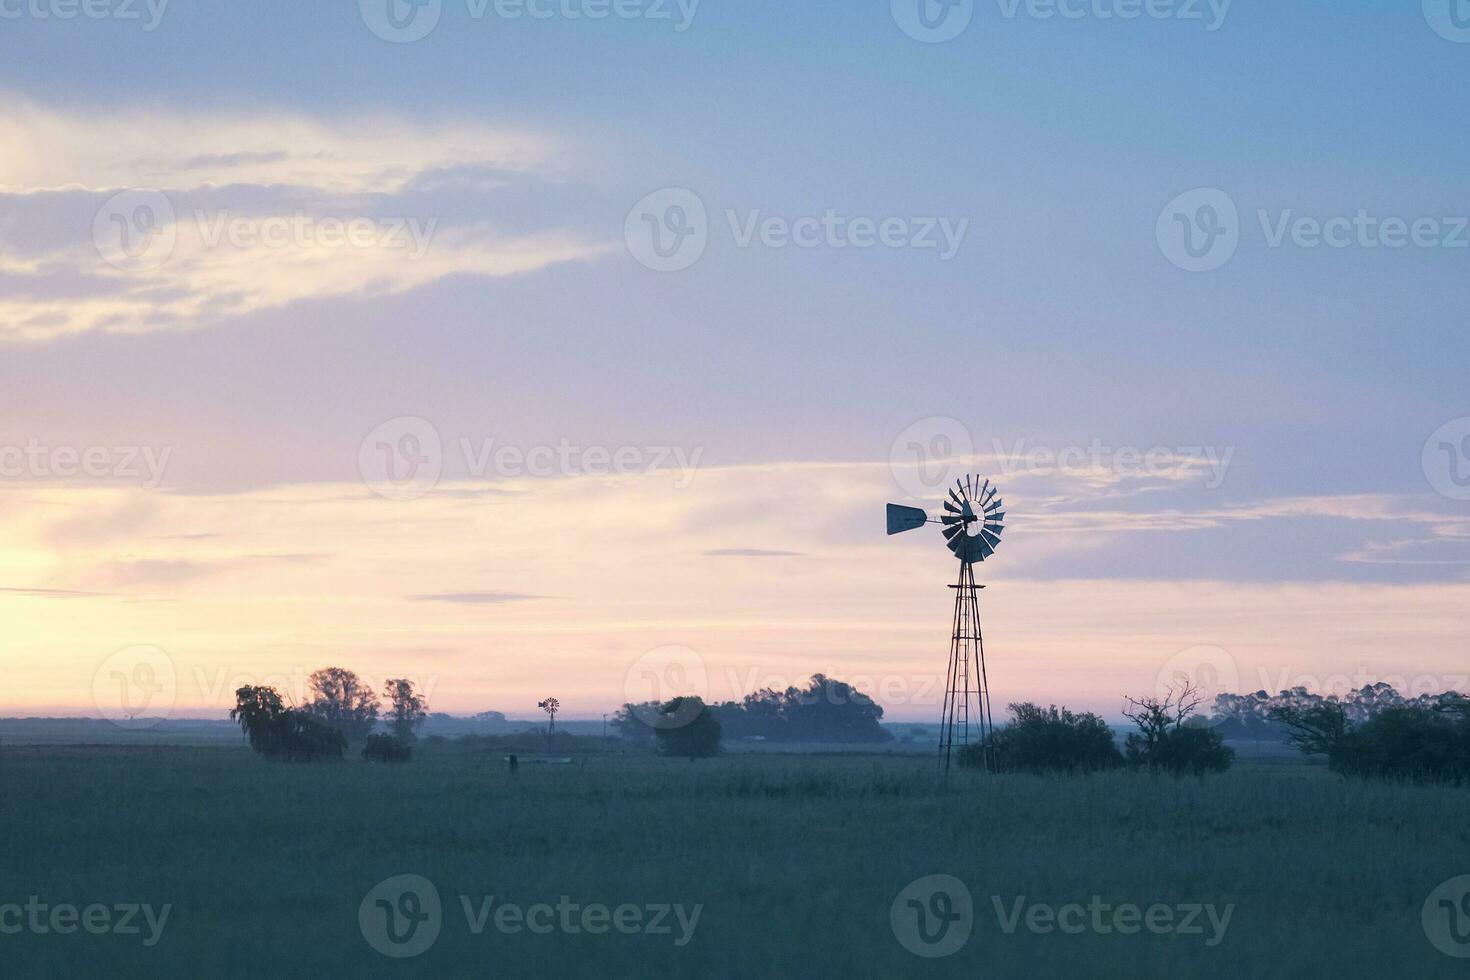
1 1 1467 722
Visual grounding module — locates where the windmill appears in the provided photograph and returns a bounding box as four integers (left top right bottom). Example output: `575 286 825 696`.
887 476 1005 774
538 698 560 733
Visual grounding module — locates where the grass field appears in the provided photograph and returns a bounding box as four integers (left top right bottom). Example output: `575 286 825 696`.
3 744 1469 978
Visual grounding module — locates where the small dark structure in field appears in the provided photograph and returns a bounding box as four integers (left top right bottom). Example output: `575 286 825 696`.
538 698 560 732
361 733 412 763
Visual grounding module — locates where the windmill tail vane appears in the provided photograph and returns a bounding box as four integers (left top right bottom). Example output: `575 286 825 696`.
887 475 1005 775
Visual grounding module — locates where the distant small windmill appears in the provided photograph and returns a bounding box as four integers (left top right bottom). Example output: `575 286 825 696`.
538 698 560 733
888 476 1006 774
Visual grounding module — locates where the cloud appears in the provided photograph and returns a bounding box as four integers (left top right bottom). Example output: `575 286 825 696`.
412 592 546 604
0 100 612 343
3 462 1468 717
0 100 551 196
0 587 113 599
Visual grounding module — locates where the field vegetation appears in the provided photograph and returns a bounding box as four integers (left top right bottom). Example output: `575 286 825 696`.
2 744 1468 977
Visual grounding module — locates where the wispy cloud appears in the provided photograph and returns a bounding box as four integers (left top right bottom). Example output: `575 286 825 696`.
411 592 546 604
0 100 611 342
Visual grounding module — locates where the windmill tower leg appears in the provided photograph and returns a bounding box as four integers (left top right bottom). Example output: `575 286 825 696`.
939 562 995 775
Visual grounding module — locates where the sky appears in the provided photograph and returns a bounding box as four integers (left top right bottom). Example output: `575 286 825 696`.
0 0 1467 723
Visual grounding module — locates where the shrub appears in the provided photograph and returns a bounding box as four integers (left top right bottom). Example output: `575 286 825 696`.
1147 723 1233 777
961 703 1123 774
361 734 413 763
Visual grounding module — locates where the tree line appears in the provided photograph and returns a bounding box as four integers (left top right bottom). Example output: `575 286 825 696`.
229 667 428 763
610 674 893 759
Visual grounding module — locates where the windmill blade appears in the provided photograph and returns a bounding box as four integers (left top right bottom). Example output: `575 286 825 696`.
948 489 964 509
943 524 964 541
943 498 961 515
886 504 928 535
984 497 1003 513
980 528 1002 547
947 536 965 558
941 514 962 526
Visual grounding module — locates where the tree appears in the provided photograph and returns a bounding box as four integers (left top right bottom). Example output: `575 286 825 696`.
303 667 378 739
230 685 346 762
383 678 428 742
1123 682 1233 777
967 702 1123 774
709 675 893 743
654 697 722 759
1269 700 1349 756
1273 700 1470 784
611 701 660 748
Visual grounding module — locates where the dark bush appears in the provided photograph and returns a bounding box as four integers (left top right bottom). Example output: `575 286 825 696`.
361 733 413 763
1146 724 1234 777
961 703 1123 774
